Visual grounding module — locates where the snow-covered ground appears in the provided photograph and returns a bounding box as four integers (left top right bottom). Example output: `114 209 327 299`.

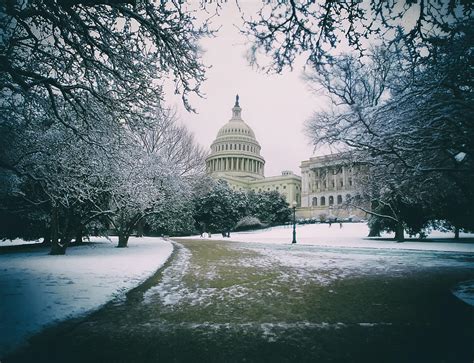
178 223 474 307
0 237 173 357
181 223 474 253
0 238 44 246
1 224 472 357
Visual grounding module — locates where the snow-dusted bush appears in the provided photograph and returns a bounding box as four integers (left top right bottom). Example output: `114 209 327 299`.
234 216 266 231
318 213 327 223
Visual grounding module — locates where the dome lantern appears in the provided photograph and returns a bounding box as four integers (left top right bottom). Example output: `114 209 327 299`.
232 94 242 119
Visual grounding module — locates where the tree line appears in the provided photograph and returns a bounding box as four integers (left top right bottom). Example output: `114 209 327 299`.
0 84 290 253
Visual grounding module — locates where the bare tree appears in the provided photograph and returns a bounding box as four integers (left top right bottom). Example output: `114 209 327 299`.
304 20 474 240
1 0 211 138
242 0 472 72
134 107 207 178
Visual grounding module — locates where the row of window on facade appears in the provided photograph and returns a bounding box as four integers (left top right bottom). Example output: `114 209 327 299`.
308 165 359 176
311 177 352 190
214 143 258 153
312 194 351 206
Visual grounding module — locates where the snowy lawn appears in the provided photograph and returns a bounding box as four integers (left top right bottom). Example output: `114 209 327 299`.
7 238 474 362
182 222 474 253
0 237 173 357
178 223 474 307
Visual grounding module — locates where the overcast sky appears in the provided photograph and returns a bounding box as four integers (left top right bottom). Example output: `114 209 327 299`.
165 2 327 177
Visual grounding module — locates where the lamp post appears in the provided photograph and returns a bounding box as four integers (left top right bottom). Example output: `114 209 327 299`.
292 200 297 244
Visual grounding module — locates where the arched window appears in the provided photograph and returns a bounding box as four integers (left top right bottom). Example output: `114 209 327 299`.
239 144 241 150
329 196 334 205
312 197 317 206
226 144 228 150
337 195 343 204
230 144 232 150
320 196 326 206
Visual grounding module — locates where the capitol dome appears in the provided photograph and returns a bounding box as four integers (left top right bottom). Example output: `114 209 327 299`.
206 95 265 180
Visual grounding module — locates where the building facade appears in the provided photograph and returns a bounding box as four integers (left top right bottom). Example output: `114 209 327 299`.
297 154 365 220
206 96 302 206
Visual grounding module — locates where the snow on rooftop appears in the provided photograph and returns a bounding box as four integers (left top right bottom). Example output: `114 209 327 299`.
0 237 173 357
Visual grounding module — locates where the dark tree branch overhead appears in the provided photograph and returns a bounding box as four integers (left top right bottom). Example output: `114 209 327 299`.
1 0 211 135
242 0 473 73
303 17 474 236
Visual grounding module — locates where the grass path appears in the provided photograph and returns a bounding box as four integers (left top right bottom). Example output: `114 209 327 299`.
7 239 474 362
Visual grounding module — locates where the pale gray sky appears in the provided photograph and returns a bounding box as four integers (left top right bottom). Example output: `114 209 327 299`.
165 2 325 177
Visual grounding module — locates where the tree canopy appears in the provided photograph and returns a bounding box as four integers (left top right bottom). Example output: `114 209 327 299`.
304 19 474 240
1 0 210 124
242 0 473 72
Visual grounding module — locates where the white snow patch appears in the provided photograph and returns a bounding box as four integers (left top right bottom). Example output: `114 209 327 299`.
454 152 466 162
143 244 192 306
452 280 474 307
0 238 43 246
143 243 253 308
0 237 173 357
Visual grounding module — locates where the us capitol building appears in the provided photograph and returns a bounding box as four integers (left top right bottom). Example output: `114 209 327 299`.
206 96 363 219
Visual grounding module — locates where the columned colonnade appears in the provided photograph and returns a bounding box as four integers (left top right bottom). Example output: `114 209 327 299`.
207 157 264 175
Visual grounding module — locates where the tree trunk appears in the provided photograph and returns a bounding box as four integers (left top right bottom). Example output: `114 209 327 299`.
42 232 51 246
394 222 405 242
75 227 83 244
50 243 67 255
117 233 129 248
454 226 460 239
368 226 381 237
136 219 144 237
49 206 67 255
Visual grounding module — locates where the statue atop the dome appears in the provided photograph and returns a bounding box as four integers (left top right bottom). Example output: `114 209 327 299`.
235 94 240 107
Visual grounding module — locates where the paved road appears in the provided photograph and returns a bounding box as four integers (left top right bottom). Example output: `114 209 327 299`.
7 239 474 362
